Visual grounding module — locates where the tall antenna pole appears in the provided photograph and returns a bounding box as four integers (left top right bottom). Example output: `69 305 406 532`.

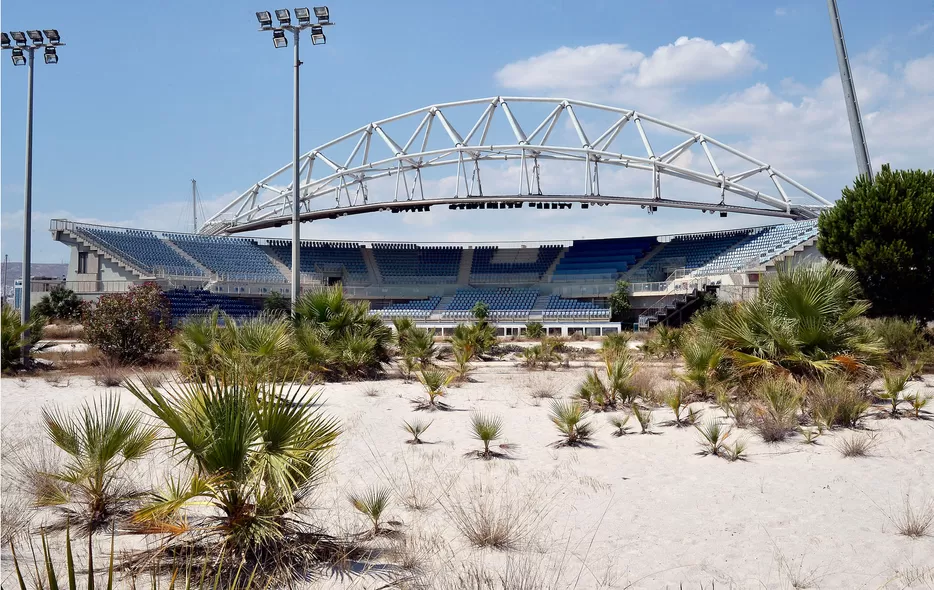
191 179 198 233
827 0 873 181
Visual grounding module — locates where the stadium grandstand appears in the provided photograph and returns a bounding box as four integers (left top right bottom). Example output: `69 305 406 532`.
48 217 822 334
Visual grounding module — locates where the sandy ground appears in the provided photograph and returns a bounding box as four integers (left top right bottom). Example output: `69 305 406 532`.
2 362 933 589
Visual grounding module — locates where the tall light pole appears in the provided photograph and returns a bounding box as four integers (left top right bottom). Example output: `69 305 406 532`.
256 7 333 311
2 29 63 359
827 0 873 181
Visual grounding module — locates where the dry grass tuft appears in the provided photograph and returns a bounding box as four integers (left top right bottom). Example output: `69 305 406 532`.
836 431 880 458
890 494 934 538
628 366 668 404
42 323 85 340
93 357 126 387
440 478 553 550
362 384 381 397
525 375 564 401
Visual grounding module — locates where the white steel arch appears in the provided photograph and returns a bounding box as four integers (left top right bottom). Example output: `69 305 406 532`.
203 96 832 235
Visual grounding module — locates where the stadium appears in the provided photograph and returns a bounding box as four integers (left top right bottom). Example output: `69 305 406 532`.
46 96 827 331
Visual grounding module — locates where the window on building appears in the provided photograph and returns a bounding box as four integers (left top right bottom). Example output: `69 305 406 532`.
77 251 88 274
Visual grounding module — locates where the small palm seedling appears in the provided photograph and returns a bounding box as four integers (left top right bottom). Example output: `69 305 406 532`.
452 344 474 384
417 368 454 410
631 403 653 434
726 438 748 462
906 392 930 419
349 486 393 537
755 378 803 442
665 387 687 426
470 412 505 459
686 406 703 425
402 418 432 444
549 399 594 447
879 369 910 418
695 418 731 457
836 431 879 458
608 413 631 437
799 426 821 445
39 393 156 533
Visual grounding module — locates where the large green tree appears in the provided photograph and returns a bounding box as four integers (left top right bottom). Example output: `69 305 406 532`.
818 165 934 321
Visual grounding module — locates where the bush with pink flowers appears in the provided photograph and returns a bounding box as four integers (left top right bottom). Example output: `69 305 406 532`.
82 282 172 364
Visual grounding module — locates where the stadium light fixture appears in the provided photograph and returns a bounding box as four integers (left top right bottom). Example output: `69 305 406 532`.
720 211 727 217
256 11 273 28
272 28 288 48
253 8 335 312
2 27 65 360
310 25 325 45
295 7 311 24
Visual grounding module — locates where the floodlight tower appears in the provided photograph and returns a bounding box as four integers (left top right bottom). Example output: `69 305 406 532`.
2 29 64 360
255 7 333 311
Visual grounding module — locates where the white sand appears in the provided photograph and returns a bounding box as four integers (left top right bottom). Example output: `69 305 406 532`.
2 363 933 589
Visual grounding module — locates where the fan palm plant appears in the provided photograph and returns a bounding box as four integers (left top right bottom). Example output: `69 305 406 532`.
878 368 910 417
294 287 393 378
349 486 392 537
665 387 687 426
695 419 731 457
470 412 504 459
393 316 417 349
2 303 48 372
601 331 631 357
292 321 334 377
906 392 930 419
452 343 474 383
417 368 454 409
575 350 636 410
38 393 157 532
125 369 341 574
712 264 884 378
631 403 653 434
549 400 594 446
679 331 723 396
174 310 222 381
219 312 294 382
404 327 438 368
402 418 432 444
608 413 631 436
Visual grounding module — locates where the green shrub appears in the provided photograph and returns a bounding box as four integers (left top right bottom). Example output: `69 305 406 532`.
807 373 870 428
175 310 223 381
864 316 931 364
82 283 172 364
32 285 84 322
262 291 291 317
640 325 682 358
451 321 496 359
575 349 636 410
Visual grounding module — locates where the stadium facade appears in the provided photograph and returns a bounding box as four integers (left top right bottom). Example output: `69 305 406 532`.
47 218 822 333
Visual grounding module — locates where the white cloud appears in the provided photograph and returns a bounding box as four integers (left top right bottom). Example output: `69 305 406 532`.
495 37 763 100
633 37 764 88
494 44 644 90
909 21 932 36
904 55 934 93
774 7 788 17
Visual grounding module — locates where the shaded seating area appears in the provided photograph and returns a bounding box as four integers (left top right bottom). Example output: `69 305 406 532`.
267 240 370 284
640 231 752 281
442 288 539 319
695 221 819 275
469 245 562 283
373 244 462 284
543 296 611 319
165 289 260 320
375 297 441 319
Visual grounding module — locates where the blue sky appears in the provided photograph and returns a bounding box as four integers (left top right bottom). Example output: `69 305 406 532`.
2 0 933 262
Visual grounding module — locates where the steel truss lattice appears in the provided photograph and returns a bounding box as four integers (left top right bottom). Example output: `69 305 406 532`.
204 96 831 235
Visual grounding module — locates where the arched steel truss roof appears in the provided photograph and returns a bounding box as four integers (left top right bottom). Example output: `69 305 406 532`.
203 96 832 235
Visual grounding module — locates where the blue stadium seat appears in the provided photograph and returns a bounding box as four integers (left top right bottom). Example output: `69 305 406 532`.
165 289 261 320
552 237 656 282
469 245 562 282
168 234 285 282
694 221 819 275
375 296 442 319
441 288 539 319
77 227 203 276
